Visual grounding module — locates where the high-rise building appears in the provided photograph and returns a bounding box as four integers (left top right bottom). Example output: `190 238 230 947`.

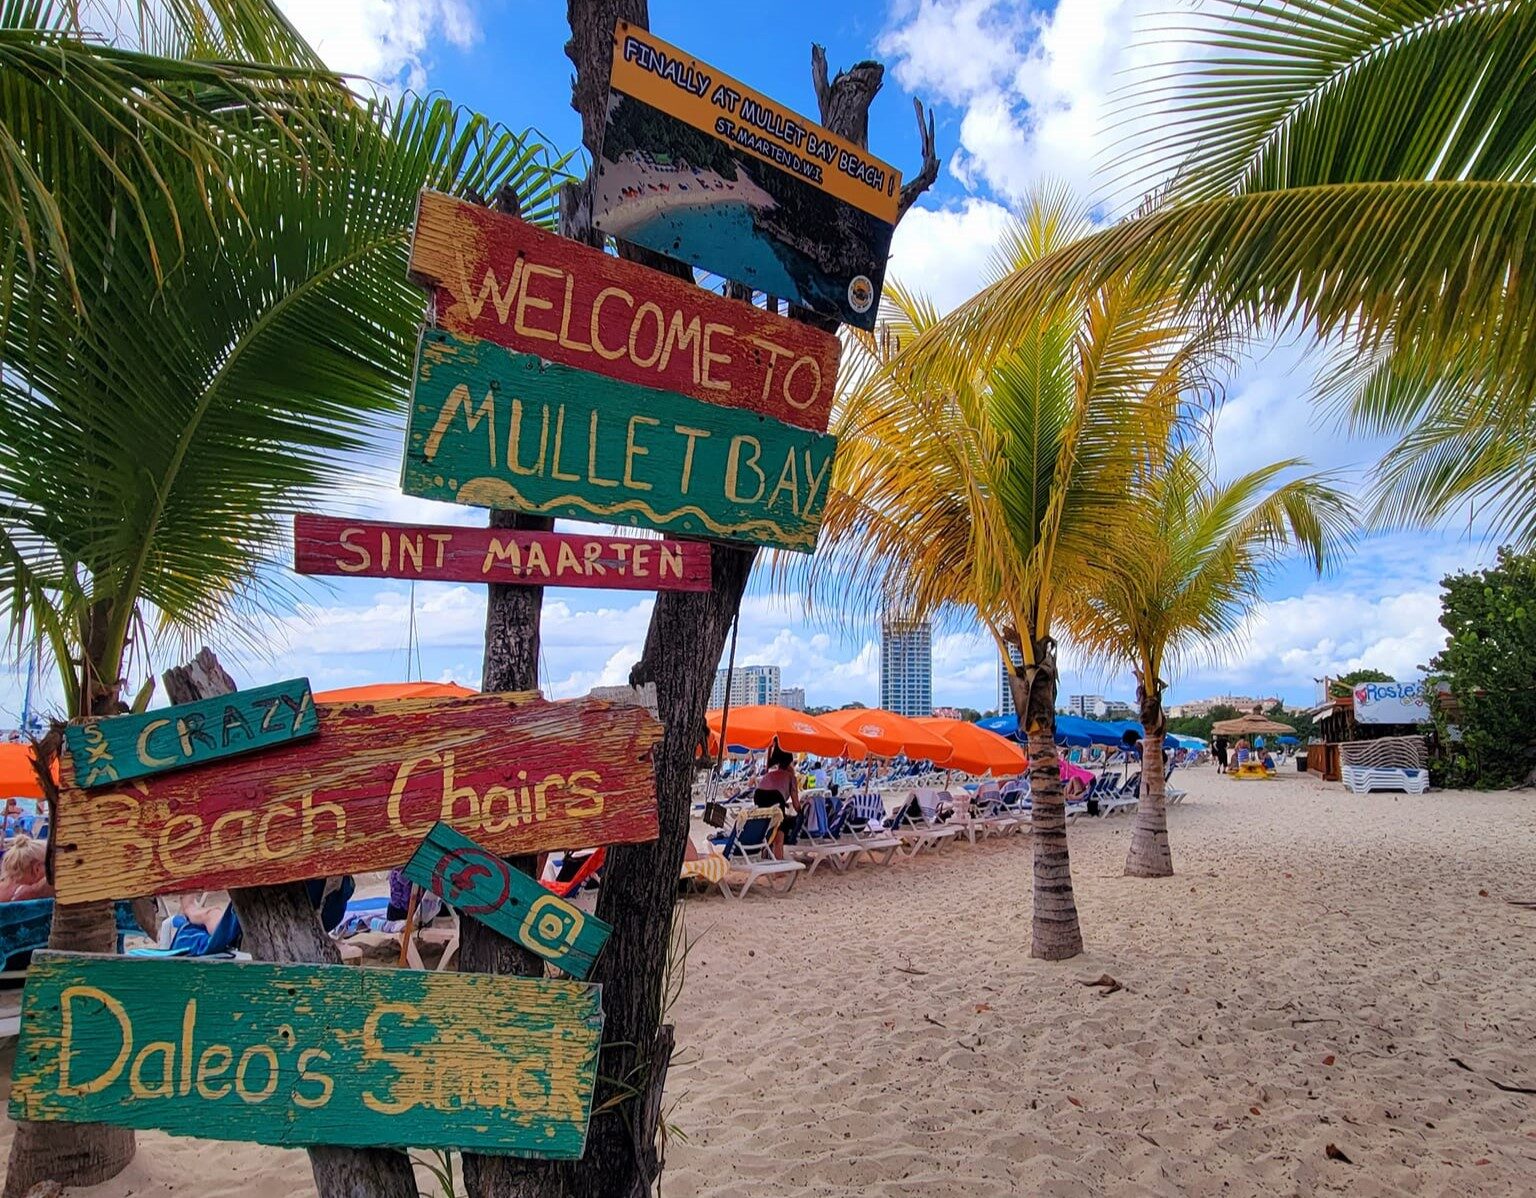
998 644 1024 716
880 617 932 717
709 664 780 709
778 686 806 712
1067 693 1107 718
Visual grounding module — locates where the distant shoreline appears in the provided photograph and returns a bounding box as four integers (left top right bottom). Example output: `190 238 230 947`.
594 153 776 237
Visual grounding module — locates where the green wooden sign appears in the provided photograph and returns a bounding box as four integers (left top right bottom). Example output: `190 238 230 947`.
63 678 317 788
403 822 611 979
10 952 604 1157
402 329 837 553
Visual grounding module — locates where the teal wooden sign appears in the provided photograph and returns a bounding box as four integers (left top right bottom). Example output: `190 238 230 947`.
63 678 317 788
402 329 838 553
403 822 612 979
10 952 604 1157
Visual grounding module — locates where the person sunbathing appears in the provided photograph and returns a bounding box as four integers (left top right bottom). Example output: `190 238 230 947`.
0 834 52 902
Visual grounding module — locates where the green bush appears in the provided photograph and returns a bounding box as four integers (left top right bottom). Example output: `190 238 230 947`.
1428 547 1536 788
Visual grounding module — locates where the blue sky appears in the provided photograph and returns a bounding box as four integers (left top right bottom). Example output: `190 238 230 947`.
0 0 1487 726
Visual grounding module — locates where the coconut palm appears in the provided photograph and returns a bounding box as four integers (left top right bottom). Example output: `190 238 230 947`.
1073 449 1353 877
922 0 1536 545
814 187 1227 959
0 4 567 1193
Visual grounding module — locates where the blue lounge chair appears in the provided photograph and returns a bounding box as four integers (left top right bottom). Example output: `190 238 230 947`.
715 808 804 899
2 899 141 976
784 794 863 876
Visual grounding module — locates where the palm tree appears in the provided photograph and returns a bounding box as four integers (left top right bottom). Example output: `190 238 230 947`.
0 4 567 1192
921 0 1536 546
1072 449 1353 877
814 187 1224 959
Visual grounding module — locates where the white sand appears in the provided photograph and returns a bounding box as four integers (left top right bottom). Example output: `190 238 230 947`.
4 767 1535 1196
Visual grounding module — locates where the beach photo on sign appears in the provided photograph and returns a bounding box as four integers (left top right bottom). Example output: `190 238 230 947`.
593 91 893 329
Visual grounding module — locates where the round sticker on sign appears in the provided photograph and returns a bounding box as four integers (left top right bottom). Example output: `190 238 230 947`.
848 275 874 314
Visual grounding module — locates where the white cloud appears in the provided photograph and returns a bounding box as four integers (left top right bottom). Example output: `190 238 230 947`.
278 0 478 93
882 0 1187 205
887 197 1012 312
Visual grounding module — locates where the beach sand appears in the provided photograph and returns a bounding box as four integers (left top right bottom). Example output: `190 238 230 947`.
4 766 1535 1196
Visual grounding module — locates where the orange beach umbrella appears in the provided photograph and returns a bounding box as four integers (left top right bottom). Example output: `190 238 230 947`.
818 707 954 762
0 741 46 798
915 718 1028 776
314 681 477 703
706 705 867 759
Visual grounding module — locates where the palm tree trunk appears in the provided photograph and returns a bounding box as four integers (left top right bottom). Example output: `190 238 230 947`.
4 606 137 1197
1012 640 1083 960
1125 680 1173 877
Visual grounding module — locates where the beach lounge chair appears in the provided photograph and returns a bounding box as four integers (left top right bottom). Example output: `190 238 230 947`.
888 789 963 857
973 784 1027 837
835 794 901 865
785 794 864 876
716 808 805 899
1 899 141 978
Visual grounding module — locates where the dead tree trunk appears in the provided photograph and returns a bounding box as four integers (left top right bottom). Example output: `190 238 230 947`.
160 648 417 1198
535 7 941 1196
3 612 136 1197
459 505 555 1198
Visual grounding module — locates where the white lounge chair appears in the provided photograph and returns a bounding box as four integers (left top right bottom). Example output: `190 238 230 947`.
889 789 963 857
715 808 805 899
784 794 864 876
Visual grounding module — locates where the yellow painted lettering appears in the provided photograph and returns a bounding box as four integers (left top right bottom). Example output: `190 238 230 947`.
674 425 710 495
257 803 300 860
294 1049 335 1109
428 532 453 568
656 311 702 380
158 813 206 875
624 414 658 491
209 810 253 863
557 273 594 352
59 985 132 1097
590 287 633 360
482 536 522 575
361 1004 420 1115
235 1044 280 1104
135 718 177 769
196 1045 233 1100
507 397 550 476
659 545 683 579
557 542 582 575
550 406 580 482
725 436 766 503
423 383 496 468
767 447 801 515
783 355 822 412
566 769 605 817
525 542 550 576
700 322 732 391
336 526 372 572
512 263 562 342
587 411 619 487
129 1040 176 1099
398 533 425 574
388 755 439 837
628 302 666 368
582 541 606 576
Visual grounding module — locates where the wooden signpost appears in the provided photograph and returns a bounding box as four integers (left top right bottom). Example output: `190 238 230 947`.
10 952 604 1157
51 691 662 904
409 191 840 432
293 513 712 592
591 22 900 329
402 329 837 553
63 678 317 787
403 822 612 980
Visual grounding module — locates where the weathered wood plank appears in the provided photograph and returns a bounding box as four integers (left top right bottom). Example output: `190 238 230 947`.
409 192 840 432
293 513 712 593
51 692 662 904
403 822 611 980
592 22 899 329
403 330 837 553
10 952 604 1158
62 679 317 788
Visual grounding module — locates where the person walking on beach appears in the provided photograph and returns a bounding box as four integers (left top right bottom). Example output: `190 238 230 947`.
1214 733 1230 774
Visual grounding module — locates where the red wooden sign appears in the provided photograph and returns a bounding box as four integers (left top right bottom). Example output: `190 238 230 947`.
293 514 711 592
51 692 661 904
408 190 841 433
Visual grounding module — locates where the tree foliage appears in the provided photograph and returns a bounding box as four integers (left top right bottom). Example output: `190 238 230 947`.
1427 547 1536 788
1328 668 1394 698
912 0 1536 547
0 1 570 716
